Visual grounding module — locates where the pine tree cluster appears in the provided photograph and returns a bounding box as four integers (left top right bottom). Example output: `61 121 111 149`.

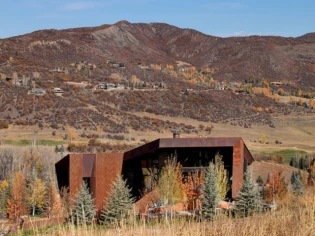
290 155 313 170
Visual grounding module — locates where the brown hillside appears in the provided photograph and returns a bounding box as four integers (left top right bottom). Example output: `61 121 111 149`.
249 161 308 185
0 21 315 89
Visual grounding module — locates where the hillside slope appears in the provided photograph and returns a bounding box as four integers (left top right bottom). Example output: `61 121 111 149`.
0 21 315 89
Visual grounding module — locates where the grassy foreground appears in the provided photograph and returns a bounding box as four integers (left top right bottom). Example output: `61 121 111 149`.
22 192 315 236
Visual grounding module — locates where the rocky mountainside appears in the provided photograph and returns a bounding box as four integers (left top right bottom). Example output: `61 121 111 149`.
0 21 315 89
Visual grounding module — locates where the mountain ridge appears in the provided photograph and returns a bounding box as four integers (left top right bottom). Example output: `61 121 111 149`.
0 21 315 89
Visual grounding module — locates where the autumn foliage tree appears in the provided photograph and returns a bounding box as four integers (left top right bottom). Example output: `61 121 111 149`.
265 170 287 203
67 127 77 143
156 156 183 219
44 180 62 218
27 177 46 216
182 171 203 210
0 180 9 212
60 187 72 217
23 149 43 180
214 152 229 200
7 172 27 221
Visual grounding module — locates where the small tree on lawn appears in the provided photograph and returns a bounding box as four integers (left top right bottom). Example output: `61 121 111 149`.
71 181 96 225
235 169 261 217
256 176 264 185
291 171 304 196
201 162 220 221
100 175 135 225
54 145 60 153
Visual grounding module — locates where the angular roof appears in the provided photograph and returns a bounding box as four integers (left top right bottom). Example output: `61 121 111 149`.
124 137 254 164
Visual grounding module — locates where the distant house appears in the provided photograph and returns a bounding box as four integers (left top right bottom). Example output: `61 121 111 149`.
5 77 12 82
112 63 125 68
97 83 105 89
50 67 68 74
106 83 116 90
31 88 46 96
52 88 63 93
270 81 283 86
214 82 226 90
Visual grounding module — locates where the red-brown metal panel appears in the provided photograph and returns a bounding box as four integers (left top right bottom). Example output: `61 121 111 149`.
69 154 83 199
94 153 124 211
232 139 244 198
82 154 96 177
159 137 241 148
124 137 245 161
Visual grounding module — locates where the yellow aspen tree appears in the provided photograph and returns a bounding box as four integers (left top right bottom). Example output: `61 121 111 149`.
67 127 77 143
0 180 9 211
215 152 229 200
298 89 303 97
28 178 46 216
156 157 183 220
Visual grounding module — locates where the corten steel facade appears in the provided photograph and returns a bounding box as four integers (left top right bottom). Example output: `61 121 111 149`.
55 153 124 211
55 137 254 211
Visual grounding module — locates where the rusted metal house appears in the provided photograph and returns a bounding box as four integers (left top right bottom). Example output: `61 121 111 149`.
55 135 254 211
55 153 124 210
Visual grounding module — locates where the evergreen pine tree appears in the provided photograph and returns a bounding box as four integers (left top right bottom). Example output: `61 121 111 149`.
266 173 270 184
290 171 304 196
60 144 65 153
235 169 261 217
54 145 59 153
201 162 220 221
290 157 298 168
100 175 135 225
256 176 264 185
299 157 309 170
304 155 311 170
71 181 96 225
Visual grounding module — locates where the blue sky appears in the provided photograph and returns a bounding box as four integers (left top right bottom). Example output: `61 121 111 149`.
1 0 314 38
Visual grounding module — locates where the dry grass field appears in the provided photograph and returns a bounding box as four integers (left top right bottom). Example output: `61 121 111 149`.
20 192 315 236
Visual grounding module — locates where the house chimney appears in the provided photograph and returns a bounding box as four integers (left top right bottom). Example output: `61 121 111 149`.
172 129 181 138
